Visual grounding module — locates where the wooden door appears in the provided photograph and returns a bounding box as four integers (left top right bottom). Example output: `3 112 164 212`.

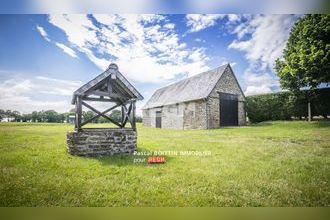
155 111 162 128
219 93 238 126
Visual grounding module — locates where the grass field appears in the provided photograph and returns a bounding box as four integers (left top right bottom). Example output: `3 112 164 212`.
0 121 329 206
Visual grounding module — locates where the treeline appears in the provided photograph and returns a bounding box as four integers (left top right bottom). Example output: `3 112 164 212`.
246 87 330 123
0 109 142 123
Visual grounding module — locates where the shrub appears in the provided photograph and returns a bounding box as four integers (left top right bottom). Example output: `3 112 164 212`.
246 88 330 123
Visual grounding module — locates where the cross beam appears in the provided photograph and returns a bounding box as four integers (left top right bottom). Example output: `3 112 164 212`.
81 101 122 127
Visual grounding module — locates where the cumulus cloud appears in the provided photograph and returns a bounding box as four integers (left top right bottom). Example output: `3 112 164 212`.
36 25 50 41
228 14 299 95
229 15 298 71
243 70 280 96
54 42 78 58
0 75 82 113
37 24 78 59
186 14 225 32
48 14 210 83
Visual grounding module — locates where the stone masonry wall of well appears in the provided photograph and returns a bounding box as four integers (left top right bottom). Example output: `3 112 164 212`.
67 128 136 156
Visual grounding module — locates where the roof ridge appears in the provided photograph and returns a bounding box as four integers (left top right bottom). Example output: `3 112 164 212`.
155 63 228 92
142 63 229 109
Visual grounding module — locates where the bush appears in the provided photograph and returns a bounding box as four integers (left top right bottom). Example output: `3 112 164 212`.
246 88 330 123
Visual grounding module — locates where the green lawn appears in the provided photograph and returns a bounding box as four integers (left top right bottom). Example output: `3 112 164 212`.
0 121 329 206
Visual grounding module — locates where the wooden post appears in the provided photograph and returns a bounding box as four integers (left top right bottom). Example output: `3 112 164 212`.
75 96 82 130
308 101 312 122
121 105 125 128
132 101 136 131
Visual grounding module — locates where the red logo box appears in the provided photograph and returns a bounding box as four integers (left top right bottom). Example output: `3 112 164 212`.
147 156 166 164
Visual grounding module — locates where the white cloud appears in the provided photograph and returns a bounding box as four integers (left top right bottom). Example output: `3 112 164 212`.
48 14 210 83
228 14 299 95
227 14 241 23
229 15 298 71
0 75 82 113
36 24 79 59
36 25 50 41
186 14 225 32
163 23 175 29
54 42 78 58
243 69 280 96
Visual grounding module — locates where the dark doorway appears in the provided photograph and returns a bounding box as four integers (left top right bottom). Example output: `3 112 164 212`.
155 111 162 128
219 92 238 126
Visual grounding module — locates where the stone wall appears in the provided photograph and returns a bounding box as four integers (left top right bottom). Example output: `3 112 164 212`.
207 66 246 128
142 101 207 129
67 128 136 156
142 66 246 129
142 104 184 129
142 109 152 127
183 100 207 129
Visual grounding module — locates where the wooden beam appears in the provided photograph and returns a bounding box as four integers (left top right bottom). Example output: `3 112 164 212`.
75 96 82 131
81 101 122 127
122 102 133 128
82 97 114 102
87 88 129 100
121 105 125 128
107 79 112 93
90 90 110 97
131 101 136 131
80 103 120 126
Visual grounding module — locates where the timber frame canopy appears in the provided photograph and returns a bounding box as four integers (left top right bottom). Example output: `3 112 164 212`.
71 63 143 131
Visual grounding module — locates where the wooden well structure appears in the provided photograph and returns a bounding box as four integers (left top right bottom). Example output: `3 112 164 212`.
67 63 144 156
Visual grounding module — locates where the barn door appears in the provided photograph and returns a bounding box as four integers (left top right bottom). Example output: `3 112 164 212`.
219 92 238 126
155 111 162 128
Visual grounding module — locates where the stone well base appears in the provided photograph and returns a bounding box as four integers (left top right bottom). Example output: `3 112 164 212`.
66 128 137 156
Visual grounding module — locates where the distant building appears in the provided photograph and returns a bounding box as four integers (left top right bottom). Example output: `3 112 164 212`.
1 117 15 122
67 115 76 124
142 64 246 129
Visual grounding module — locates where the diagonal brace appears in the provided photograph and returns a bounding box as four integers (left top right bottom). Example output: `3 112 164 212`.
81 101 121 127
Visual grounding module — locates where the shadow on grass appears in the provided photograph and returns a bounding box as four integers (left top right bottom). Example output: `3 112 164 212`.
249 121 274 127
310 120 330 128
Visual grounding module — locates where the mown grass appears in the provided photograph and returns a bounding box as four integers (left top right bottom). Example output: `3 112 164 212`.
0 121 329 206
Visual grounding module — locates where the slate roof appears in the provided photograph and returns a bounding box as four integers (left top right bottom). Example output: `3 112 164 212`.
142 64 229 109
72 63 143 104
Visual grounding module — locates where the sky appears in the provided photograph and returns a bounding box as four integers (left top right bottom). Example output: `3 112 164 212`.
0 14 301 115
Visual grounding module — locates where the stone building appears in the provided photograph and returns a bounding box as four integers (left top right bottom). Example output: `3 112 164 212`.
142 64 246 129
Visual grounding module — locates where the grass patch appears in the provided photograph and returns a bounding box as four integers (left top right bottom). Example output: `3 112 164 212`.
0 121 329 206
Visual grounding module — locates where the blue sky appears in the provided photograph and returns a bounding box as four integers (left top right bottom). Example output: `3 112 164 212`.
0 14 300 114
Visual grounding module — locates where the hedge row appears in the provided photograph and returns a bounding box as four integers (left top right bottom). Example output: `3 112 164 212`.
245 88 330 123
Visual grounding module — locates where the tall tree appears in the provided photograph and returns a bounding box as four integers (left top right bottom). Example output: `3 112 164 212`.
275 14 330 121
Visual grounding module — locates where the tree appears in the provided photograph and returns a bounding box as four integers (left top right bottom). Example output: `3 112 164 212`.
12 111 21 122
110 109 121 123
0 109 4 121
44 110 59 122
83 111 96 123
275 14 330 121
